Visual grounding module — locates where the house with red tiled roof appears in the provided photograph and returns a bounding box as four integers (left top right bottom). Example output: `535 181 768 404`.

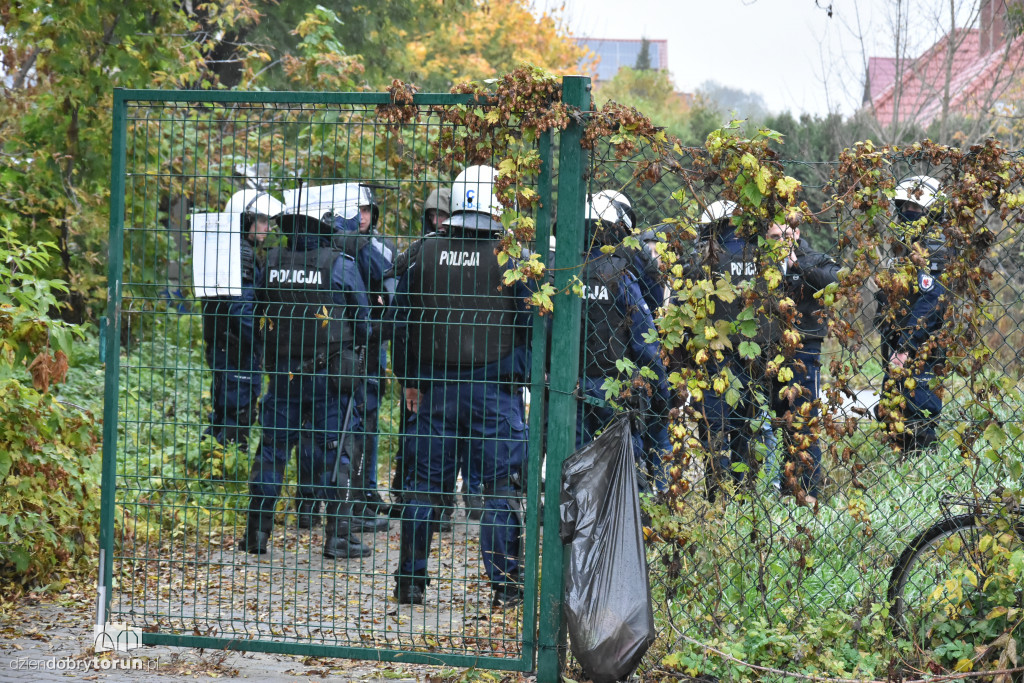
863 0 1024 130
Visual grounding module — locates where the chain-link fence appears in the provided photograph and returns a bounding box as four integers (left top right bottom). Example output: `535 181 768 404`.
579 133 1024 680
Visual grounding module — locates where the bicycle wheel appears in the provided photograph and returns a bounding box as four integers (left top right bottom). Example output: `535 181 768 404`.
888 513 1012 655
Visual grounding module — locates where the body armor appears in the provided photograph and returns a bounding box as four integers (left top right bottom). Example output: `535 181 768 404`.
580 254 631 378
262 246 351 366
405 234 523 369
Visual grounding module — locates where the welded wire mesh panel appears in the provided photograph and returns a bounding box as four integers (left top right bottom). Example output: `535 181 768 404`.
573 135 1024 680
106 93 544 667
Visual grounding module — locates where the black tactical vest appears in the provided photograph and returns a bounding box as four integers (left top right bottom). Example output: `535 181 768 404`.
714 235 757 328
406 235 522 369
261 246 350 364
709 233 781 348
580 254 631 378
239 239 255 284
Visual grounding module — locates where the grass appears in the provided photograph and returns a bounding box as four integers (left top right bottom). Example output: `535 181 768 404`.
643 404 1024 679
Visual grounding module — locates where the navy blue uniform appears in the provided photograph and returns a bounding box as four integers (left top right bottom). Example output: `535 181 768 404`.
296 221 397 514
875 268 947 450
685 226 762 497
392 214 532 600
240 229 374 556
771 238 839 497
387 229 483 517
201 238 262 450
577 248 670 492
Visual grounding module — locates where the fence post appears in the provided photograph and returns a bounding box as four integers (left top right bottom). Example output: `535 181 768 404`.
97 89 127 629
536 74 590 682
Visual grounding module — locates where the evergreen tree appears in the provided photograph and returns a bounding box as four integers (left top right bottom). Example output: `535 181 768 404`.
634 38 652 71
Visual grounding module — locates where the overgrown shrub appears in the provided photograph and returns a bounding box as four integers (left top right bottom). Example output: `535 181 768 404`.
0 219 100 595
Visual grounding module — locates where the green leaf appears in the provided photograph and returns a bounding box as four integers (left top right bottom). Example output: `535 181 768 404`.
7 548 30 573
738 341 761 359
742 181 763 206
984 422 1007 450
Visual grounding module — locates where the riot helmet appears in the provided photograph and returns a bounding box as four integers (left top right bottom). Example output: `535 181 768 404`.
592 189 637 231
445 165 504 233
700 199 738 225
423 187 451 235
892 175 947 267
224 189 284 243
893 175 943 222
357 184 379 233
585 191 633 246
698 199 739 240
279 183 362 244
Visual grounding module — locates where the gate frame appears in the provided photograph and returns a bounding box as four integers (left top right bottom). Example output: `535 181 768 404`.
98 77 592 680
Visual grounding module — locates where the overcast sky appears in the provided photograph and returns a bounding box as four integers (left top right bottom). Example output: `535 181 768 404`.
535 0 974 117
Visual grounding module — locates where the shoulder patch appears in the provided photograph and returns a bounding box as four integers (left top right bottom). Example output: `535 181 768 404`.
919 273 934 291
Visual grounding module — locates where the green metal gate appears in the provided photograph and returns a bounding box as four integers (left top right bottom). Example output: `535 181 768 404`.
98 77 593 677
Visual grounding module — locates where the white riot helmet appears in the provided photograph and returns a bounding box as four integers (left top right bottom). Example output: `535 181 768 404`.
357 184 379 229
451 165 503 218
893 175 943 223
700 200 738 225
586 191 634 246
224 189 285 221
591 189 635 229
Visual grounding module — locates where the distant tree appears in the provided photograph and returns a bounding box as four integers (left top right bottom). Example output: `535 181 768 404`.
594 67 689 140
696 79 770 121
402 0 592 90
0 0 591 319
635 38 652 70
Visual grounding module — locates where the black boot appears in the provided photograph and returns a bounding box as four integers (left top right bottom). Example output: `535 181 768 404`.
362 490 391 517
323 503 372 559
295 499 321 529
393 578 426 605
343 443 390 533
351 514 391 533
464 493 483 521
238 511 273 555
491 582 524 608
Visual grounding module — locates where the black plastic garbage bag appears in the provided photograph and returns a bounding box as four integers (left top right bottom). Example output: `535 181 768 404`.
560 415 655 683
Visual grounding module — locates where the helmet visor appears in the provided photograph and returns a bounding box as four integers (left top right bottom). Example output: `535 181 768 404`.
896 203 927 223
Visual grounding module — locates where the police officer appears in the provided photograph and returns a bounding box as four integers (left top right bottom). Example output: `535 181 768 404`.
875 175 948 453
238 201 384 558
392 166 532 606
387 187 451 282
766 221 839 497
423 187 450 235
577 192 671 492
293 183 397 527
686 200 765 499
201 190 283 451
388 187 483 525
